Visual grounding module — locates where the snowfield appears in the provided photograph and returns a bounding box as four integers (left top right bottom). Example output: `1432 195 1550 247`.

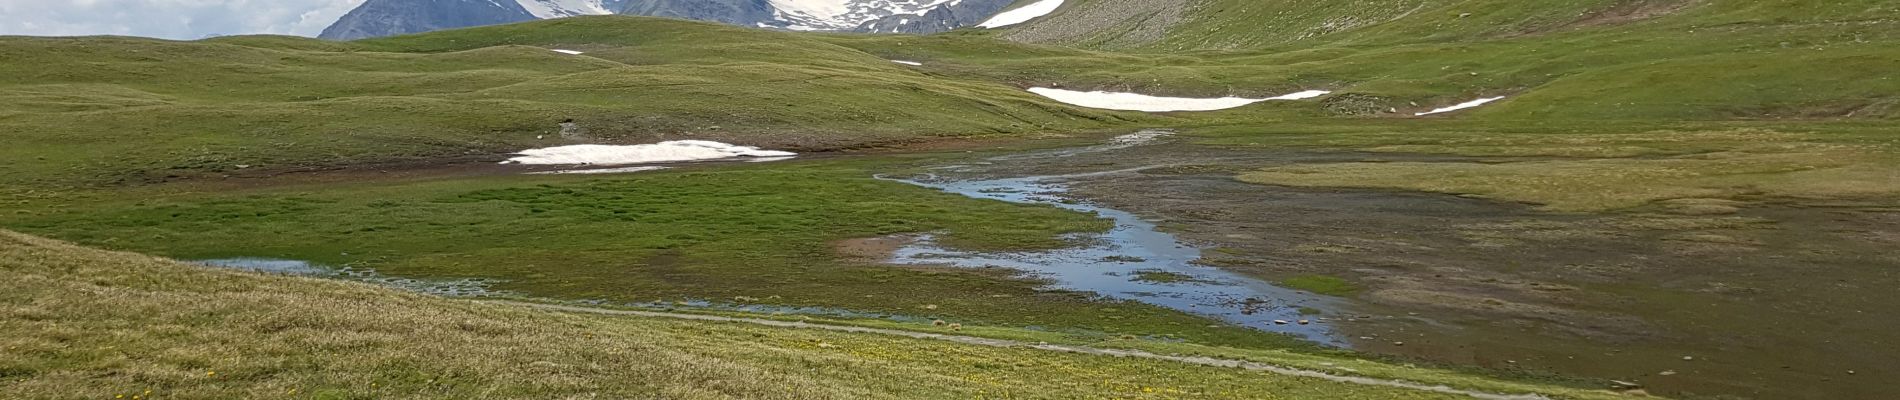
516 0 614 19
507 0 1018 33
505 141 798 165
549 49 585 55
979 0 1064 28
1026 88 1331 112
769 0 963 31
530 166 672 175
1415 97 1506 116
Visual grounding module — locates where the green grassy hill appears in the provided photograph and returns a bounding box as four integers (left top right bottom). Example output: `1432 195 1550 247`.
1004 0 1894 51
0 229 1621 399
4 4 1898 399
0 17 1135 189
5 5 1893 190
861 0 1899 121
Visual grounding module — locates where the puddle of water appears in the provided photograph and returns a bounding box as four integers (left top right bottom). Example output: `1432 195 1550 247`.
885 131 1348 345
199 258 332 275
587 299 932 323
193 258 508 298
193 259 934 325
988 129 1175 162
193 258 949 325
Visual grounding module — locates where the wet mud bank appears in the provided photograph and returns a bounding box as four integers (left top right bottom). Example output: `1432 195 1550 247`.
880 153 1346 343
900 131 1899 399
197 258 508 297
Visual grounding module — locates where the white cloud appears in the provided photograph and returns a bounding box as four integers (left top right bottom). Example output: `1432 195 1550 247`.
0 0 367 40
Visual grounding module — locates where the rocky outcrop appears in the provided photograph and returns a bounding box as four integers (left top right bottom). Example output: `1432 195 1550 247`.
619 0 779 27
854 0 1016 34
998 0 1187 48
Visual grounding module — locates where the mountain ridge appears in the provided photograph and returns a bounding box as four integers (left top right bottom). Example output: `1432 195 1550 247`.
321 0 1024 40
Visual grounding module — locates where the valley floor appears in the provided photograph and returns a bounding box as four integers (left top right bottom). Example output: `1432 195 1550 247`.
5 5 1898 398
5 121 1895 399
0 227 1619 399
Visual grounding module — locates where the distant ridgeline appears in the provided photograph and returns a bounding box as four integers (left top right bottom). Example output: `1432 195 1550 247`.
321 0 1022 40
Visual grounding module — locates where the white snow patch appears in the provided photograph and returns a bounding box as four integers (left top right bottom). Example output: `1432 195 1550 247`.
978 0 1064 28
1415 96 1506 116
531 166 672 175
516 0 614 19
1264 90 1332 101
550 49 585 55
504 141 798 165
891 60 923 66
767 0 959 30
769 0 851 21
1026 88 1331 112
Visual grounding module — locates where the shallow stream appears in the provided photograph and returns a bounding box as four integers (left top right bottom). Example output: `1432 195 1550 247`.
885 131 1345 344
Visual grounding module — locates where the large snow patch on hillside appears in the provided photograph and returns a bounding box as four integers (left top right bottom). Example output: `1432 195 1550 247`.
517 0 614 19
505 141 797 165
979 0 1064 28
770 0 962 30
1027 88 1330 112
1415 97 1506 116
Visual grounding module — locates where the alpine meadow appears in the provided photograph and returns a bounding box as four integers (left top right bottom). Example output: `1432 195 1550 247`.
3 1 1897 399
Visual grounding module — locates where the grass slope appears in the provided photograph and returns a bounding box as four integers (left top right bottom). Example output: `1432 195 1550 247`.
0 159 1317 348
0 230 1623 399
817 0 1900 214
838 0 1899 121
3 7 1896 399
0 16 1134 189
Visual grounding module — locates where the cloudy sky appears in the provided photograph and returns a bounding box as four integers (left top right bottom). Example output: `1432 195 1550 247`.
0 0 367 40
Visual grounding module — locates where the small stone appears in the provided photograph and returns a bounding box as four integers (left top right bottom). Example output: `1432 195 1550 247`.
1659 370 1677 376
1848 370 1856 375
1273 320 1290 325
1297 319 1311 325
1682 356 1695 361
1392 341 1405 346
1610 380 1641 389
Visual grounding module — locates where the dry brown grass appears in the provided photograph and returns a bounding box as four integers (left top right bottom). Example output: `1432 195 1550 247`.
0 230 1501 399
1240 141 1899 212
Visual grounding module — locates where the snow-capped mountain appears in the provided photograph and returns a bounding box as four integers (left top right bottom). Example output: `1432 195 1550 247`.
766 0 956 31
321 0 1026 40
517 0 622 19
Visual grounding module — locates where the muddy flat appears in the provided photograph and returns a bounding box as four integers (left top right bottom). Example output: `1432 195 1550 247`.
887 132 1899 399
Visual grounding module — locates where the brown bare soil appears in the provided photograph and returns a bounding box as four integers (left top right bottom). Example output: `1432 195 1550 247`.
946 139 1899 399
